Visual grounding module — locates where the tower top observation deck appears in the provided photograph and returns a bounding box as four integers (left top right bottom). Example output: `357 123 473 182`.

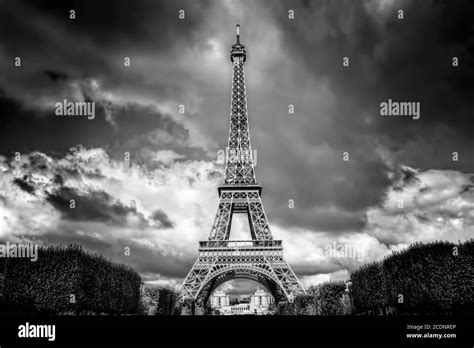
230 24 246 62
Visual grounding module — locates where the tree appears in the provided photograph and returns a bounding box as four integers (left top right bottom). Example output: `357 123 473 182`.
141 287 160 315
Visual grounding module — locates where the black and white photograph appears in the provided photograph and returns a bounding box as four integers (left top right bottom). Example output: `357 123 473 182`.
0 0 473 346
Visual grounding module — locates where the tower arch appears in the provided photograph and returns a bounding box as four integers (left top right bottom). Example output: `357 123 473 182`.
196 264 286 305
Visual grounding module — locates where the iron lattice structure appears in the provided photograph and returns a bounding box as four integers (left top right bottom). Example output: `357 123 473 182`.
179 25 305 313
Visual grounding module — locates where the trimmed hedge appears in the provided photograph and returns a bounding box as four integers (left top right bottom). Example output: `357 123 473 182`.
0 244 141 315
277 281 348 315
350 240 473 315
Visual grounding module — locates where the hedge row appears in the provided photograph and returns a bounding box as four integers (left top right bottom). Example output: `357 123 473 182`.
0 244 141 315
350 240 474 315
276 281 348 315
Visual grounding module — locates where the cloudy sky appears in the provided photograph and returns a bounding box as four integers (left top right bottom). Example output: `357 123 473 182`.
0 0 473 295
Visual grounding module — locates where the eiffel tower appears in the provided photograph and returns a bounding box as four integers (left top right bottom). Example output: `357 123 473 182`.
179 25 305 314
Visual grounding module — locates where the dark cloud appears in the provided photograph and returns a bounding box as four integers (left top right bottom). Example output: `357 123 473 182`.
23 0 211 48
0 0 213 76
0 0 218 109
261 144 390 232
393 166 420 191
0 95 206 163
0 95 109 155
266 0 474 165
43 70 68 83
13 177 36 194
151 209 175 229
46 186 144 226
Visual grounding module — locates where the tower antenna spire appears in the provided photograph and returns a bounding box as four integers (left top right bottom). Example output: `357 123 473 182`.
231 24 246 62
